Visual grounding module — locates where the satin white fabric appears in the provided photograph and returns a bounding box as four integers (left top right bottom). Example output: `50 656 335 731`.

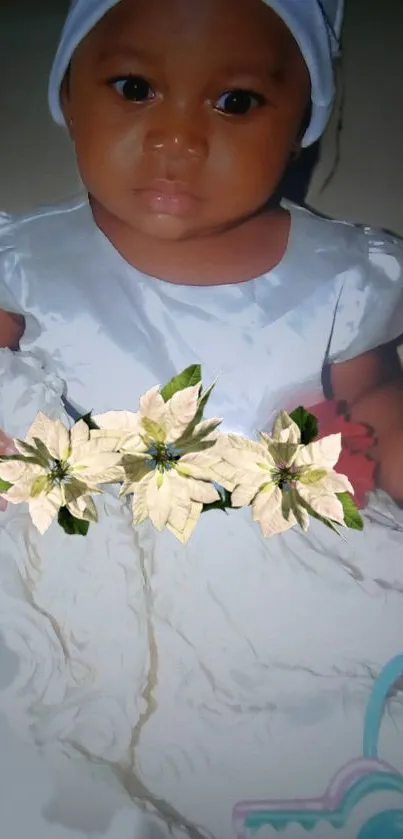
1 197 403 838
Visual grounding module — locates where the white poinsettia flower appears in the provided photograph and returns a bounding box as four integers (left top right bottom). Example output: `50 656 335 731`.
0 413 124 534
94 384 232 543
217 410 354 537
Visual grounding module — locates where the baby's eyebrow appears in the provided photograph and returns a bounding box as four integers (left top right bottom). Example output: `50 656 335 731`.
217 60 286 83
97 46 285 82
97 45 160 65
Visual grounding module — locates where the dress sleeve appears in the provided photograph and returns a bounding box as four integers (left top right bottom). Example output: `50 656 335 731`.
327 226 403 364
0 212 25 315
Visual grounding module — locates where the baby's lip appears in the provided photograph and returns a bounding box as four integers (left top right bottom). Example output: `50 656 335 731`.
137 179 201 201
135 180 201 216
143 179 196 195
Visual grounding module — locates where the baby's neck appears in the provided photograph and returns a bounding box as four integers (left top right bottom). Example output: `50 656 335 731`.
92 202 291 286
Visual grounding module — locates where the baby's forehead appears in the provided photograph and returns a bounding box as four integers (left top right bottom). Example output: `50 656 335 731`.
85 0 296 67
49 0 343 144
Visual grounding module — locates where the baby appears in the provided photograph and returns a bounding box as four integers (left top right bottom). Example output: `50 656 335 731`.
0 0 403 837
1 0 403 497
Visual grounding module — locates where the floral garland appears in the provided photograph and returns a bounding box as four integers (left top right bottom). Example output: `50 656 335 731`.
0 365 363 543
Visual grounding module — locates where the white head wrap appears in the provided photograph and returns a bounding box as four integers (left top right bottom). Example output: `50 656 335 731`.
48 0 344 146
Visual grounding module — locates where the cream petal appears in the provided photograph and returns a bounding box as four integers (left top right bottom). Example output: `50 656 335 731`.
131 477 151 525
167 499 202 544
93 410 141 433
272 411 301 445
220 434 267 457
177 475 219 504
179 450 245 492
231 476 266 508
71 437 123 462
165 384 200 442
26 412 53 445
220 446 272 475
166 500 192 539
252 483 280 516
252 485 296 537
296 434 342 471
67 494 98 523
312 470 354 496
0 459 34 484
176 453 218 482
301 489 345 525
28 488 62 534
118 432 148 453
4 478 39 504
27 413 70 461
146 471 173 531
72 452 124 484
0 461 45 503
139 386 166 424
69 420 90 449
204 459 240 492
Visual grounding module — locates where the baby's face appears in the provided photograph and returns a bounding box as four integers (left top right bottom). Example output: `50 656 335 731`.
63 0 310 241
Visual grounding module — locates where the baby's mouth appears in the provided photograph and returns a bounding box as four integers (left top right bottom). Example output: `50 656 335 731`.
134 179 201 217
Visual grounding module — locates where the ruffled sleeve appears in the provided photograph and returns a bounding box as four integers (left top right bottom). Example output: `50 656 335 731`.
0 212 26 315
327 226 403 363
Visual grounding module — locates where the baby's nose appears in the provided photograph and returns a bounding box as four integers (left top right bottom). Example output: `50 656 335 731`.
143 107 209 163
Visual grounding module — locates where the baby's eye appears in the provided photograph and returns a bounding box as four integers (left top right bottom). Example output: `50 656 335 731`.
215 89 266 116
110 75 156 103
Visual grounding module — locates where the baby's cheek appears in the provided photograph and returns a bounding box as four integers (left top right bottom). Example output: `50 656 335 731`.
374 428 403 502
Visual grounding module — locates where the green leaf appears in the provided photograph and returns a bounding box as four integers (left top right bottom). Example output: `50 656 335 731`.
16 440 43 458
193 381 216 424
57 506 90 536
174 419 220 452
160 365 202 402
15 440 49 469
32 437 52 465
80 412 100 431
290 406 318 445
0 479 12 492
337 492 364 531
175 439 217 455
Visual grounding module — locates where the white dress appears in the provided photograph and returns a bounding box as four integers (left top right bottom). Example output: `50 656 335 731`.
1 197 403 839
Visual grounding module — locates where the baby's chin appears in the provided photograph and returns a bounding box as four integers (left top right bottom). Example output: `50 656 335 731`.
133 214 203 242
